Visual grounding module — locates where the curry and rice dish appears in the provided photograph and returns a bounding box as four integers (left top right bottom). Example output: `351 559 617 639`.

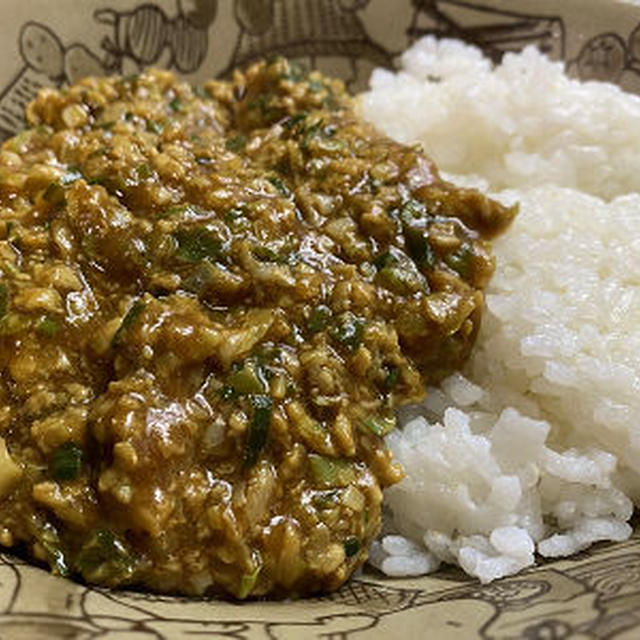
0 59 513 597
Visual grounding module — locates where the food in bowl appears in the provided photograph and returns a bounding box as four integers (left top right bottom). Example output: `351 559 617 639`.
0 57 513 597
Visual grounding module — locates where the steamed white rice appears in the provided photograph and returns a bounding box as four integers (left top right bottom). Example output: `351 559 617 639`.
360 38 640 583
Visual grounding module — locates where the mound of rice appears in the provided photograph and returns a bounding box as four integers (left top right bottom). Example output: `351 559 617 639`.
360 39 640 583
362 37 640 199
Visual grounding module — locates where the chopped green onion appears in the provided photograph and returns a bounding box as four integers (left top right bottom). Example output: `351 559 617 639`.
283 112 307 129
228 361 268 395
329 313 365 352
400 199 426 223
445 243 473 278
182 260 218 295
74 529 136 587
112 300 145 347
38 522 70 577
245 395 272 467
51 441 83 481
248 94 270 116
376 265 422 296
169 97 182 112
136 163 152 179
146 120 163 134
383 365 399 390
307 304 331 333
308 454 358 488
373 251 397 270
163 203 208 218
43 182 66 209
37 315 60 337
344 536 360 558
268 176 291 197
0 283 9 318
312 489 340 509
173 228 223 262
360 415 396 437
225 134 247 152
404 225 436 270
237 564 262 599
280 60 306 83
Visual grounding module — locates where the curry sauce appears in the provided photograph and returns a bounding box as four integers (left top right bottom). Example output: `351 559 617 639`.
0 60 514 598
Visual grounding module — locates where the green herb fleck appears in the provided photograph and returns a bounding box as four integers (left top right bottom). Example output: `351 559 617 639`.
373 251 397 270
169 97 182 112
192 85 208 99
220 384 236 400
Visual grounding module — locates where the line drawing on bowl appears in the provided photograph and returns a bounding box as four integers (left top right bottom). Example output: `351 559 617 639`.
569 25 640 85
222 0 393 90
407 0 565 62
0 534 640 638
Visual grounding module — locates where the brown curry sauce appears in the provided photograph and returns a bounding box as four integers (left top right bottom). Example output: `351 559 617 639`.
0 59 514 598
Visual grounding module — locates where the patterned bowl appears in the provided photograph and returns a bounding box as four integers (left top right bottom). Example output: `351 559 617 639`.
0 1 639 638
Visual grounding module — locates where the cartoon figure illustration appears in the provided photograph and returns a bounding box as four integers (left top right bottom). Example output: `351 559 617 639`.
0 22 103 140
408 0 565 63
570 24 640 91
96 0 218 76
225 0 393 89
0 1 218 141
